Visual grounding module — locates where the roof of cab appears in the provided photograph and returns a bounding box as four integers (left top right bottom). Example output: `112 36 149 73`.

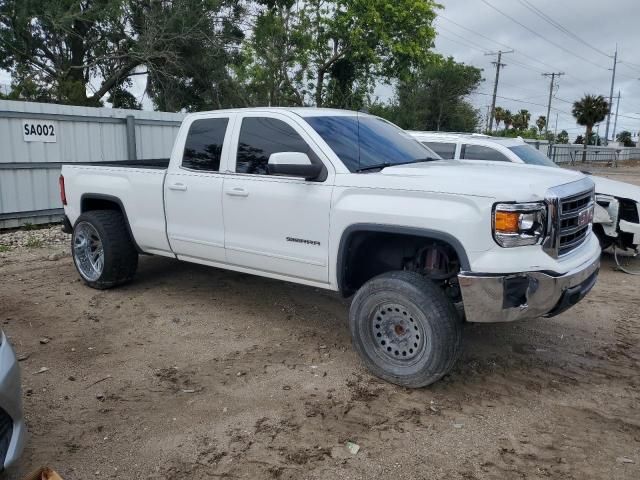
408 130 527 147
185 107 363 118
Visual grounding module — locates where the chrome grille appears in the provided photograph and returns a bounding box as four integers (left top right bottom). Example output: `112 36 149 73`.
558 190 593 256
542 178 595 258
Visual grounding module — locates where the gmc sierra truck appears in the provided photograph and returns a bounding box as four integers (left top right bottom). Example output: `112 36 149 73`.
60 108 601 387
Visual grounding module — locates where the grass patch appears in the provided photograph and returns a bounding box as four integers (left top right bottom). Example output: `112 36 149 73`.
0 244 10 253
25 236 43 248
22 222 38 231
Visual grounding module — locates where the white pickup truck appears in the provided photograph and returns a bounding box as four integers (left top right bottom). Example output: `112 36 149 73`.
60 108 601 387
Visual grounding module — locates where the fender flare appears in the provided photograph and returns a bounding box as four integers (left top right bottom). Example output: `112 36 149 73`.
79 193 143 253
336 223 471 295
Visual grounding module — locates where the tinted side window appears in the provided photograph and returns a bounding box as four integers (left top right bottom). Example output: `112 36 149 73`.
236 117 312 175
461 144 510 162
182 118 229 171
422 141 457 159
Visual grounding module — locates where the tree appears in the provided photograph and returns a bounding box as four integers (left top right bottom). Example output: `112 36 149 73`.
494 106 505 130
375 56 482 132
536 115 546 134
512 109 530 131
556 130 569 144
503 110 513 130
0 0 246 109
572 94 609 162
616 130 635 147
309 0 440 107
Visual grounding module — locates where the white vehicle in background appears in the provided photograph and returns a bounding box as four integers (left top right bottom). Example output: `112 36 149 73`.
409 131 640 273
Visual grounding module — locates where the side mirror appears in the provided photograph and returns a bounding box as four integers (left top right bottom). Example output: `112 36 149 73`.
267 152 323 180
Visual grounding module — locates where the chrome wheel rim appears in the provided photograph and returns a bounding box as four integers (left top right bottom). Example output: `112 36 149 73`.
73 222 104 281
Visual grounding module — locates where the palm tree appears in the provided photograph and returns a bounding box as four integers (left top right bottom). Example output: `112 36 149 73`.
512 109 530 131
572 94 609 162
503 110 513 130
616 130 635 147
494 106 505 130
536 115 546 135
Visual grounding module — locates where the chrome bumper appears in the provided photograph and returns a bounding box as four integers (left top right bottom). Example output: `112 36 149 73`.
458 251 600 323
0 332 26 471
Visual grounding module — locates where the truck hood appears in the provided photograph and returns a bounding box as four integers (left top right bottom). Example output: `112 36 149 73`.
377 160 588 201
590 175 640 202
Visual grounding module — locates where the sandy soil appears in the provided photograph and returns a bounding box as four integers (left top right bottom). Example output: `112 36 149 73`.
1 165 639 479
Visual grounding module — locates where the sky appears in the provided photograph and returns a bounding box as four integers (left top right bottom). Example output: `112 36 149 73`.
428 0 640 140
2 0 639 140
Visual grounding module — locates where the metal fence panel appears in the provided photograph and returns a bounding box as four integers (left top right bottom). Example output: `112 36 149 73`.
0 100 184 229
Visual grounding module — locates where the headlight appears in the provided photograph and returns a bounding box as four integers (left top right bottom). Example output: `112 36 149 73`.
493 202 547 247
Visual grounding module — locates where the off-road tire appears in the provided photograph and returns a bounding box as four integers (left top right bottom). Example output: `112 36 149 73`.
72 210 138 289
349 271 463 388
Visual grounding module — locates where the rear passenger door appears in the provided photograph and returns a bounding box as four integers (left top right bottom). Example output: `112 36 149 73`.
421 141 458 160
164 114 234 263
222 113 333 284
460 144 511 162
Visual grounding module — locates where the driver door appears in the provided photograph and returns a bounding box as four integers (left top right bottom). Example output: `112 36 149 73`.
222 113 334 283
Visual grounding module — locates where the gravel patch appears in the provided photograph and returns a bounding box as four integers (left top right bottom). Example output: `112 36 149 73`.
0 224 69 251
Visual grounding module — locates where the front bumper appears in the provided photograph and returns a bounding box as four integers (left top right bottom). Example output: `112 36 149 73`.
458 249 600 323
0 332 26 471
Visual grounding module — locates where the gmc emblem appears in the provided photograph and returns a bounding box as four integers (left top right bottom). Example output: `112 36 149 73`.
577 205 594 227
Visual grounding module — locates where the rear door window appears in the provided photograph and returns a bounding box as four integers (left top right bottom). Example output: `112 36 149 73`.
461 144 510 162
422 142 457 159
182 118 229 171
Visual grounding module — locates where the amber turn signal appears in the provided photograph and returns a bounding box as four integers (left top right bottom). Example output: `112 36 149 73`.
494 211 519 233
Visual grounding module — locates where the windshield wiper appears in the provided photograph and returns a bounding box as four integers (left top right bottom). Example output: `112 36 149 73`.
355 157 438 173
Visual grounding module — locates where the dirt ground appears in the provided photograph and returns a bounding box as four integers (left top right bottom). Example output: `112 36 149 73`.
1 167 639 480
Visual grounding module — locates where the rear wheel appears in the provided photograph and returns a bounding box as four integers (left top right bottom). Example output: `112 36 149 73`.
72 210 138 289
349 271 463 388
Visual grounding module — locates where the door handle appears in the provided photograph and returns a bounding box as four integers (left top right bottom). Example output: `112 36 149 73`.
168 183 187 191
225 187 249 197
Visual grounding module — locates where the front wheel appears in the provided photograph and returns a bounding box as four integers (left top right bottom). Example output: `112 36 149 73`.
349 271 463 388
72 210 138 289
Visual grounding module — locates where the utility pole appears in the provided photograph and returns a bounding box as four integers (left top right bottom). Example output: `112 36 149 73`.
485 50 513 132
612 90 621 143
604 46 618 145
542 72 564 138
554 113 558 137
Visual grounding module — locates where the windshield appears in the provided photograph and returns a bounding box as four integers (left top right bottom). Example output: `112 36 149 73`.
508 145 558 168
304 115 441 172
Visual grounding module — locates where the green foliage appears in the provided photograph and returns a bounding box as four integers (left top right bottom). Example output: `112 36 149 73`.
375 56 482 132
572 94 609 161
556 130 569 144
493 106 505 129
237 0 440 108
0 0 246 110
25 236 43 248
616 130 635 147
0 244 10 253
536 115 546 134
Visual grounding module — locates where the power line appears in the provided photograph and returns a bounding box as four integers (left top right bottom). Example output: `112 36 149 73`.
437 13 570 74
436 32 488 54
478 0 610 71
515 0 610 58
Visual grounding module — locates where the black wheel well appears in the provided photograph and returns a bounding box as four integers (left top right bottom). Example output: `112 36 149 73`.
337 226 468 297
79 194 142 253
81 196 123 214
